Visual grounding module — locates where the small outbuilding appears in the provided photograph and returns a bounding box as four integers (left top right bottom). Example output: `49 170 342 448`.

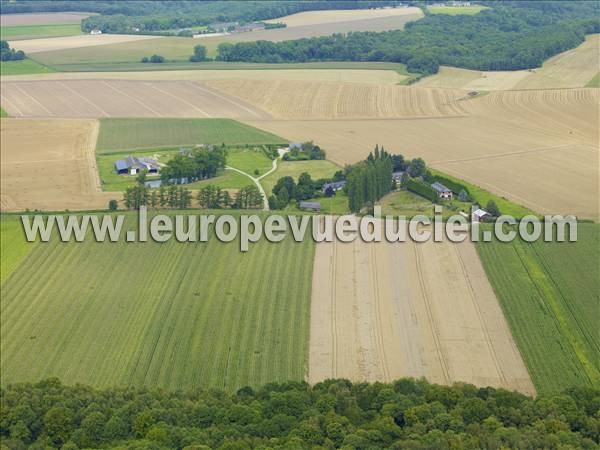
431 181 453 200
472 208 491 223
322 180 346 193
90 29 102 35
299 201 321 212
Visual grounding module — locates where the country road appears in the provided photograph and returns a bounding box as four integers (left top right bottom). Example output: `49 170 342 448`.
226 148 288 211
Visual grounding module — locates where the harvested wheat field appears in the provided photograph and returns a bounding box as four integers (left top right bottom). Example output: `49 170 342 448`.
0 80 270 119
8 34 161 54
0 68 405 85
206 80 469 119
0 118 113 211
247 114 598 218
309 226 535 395
417 34 600 90
265 7 422 27
0 12 95 26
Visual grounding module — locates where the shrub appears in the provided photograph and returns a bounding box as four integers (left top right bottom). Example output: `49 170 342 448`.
108 200 118 211
406 179 437 202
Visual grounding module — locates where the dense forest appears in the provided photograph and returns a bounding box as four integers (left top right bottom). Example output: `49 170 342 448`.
216 1 600 73
1 378 599 449
0 1 403 34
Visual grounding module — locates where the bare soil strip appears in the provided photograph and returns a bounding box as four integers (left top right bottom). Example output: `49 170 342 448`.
0 80 271 119
309 226 536 396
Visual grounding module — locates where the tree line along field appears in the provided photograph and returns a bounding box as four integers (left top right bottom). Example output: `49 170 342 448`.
0 212 315 391
96 118 285 153
476 223 600 394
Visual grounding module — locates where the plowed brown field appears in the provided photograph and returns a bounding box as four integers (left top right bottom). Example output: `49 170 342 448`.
310 226 535 395
0 118 113 211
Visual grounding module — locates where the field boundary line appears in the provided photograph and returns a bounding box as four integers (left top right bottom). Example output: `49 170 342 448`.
412 242 450 384
12 83 53 116
58 81 110 117
102 81 163 117
369 242 390 381
143 82 211 118
192 82 269 119
452 243 507 385
0 95 24 116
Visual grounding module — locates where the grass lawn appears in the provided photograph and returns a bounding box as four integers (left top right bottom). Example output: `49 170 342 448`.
97 147 268 191
427 5 488 15
379 190 471 219
0 107 7 118
262 160 341 196
0 212 314 391
228 148 273 176
0 58 55 76
0 24 82 40
430 168 538 218
586 71 600 87
476 223 599 394
96 118 285 153
0 217 37 285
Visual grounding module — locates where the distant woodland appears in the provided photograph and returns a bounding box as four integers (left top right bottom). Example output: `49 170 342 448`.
0 1 403 33
216 1 600 74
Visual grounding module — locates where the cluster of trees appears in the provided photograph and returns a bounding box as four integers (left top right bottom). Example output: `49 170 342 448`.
283 141 326 161
141 54 165 63
198 184 263 209
10 1 401 34
346 146 393 213
189 45 209 62
216 1 599 74
0 41 25 61
123 184 193 210
268 172 318 210
160 146 227 185
2 377 599 449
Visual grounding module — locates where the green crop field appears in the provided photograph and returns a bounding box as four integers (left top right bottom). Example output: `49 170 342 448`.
586 72 600 87
0 59 55 76
0 107 7 118
228 148 273 176
476 223 599 394
427 5 488 15
97 147 270 191
96 118 285 153
262 160 340 196
32 37 201 68
0 24 82 40
0 212 314 390
0 218 37 284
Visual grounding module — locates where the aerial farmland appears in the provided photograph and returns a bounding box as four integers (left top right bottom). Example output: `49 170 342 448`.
0 1 598 448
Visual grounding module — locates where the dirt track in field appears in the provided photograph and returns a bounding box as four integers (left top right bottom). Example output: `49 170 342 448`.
0 118 113 211
0 80 271 119
309 225 536 395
